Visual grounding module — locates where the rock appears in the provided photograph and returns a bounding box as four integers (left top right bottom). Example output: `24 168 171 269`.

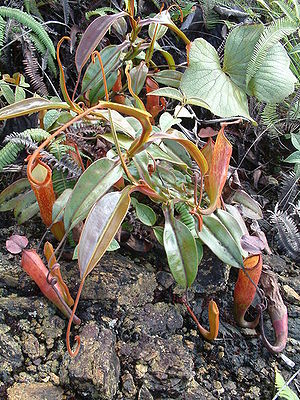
119 334 195 397
138 385 154 400
156 271 174 289
122 372 137 398
22 333 40 360
282 285 300 304
60 322 120 399
7 382 63 400
0 324 23 381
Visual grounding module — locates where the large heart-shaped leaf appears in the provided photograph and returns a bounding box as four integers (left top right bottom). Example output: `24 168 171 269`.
64 158 123 231
180 39 251 120
75 11 127 72
247 43 297 103
198 214 244 268
78 186 132 279
163 205 198 288
0 98 70 120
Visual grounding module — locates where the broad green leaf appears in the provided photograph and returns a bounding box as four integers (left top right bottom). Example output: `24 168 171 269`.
0 178 31 211
64 158 123 231
147 142 189 168
100 110 136 138
180 39 251 120
291 133 300 151
285 150 300 163
0 98 70 120
88 71 118 104
0 81 15 104
75 11 127 71
14 190 39 224
215 209 248 258
14 86 26 102
81 44 128 99
198 214 244 268
101 132 134 149
78 186 132 279
148 22 168 40
134 201 157 226
153 70 183 88
223 24 264 90
247 43 297 103
43 110 60 131
159 112 181 132
231 189 263 220
52 188 73 223
225 204 248 236
163 205 198 287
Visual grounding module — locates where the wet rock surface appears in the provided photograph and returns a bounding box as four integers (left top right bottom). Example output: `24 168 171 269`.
0 218 299 399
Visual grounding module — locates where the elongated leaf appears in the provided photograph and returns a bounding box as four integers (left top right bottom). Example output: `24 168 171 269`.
0 178 31 211
285 150 300 163
78 186 132 279
134 201 157 226
198 214 244 268
14 190 39 224
153 70 182 88
64 158 123 231
0 98 70 120
163 205 198 288
52 188 73 223
130 62 148 96
149 131 208 175
202 128 232 214
147 87 183 102
75 11 127 72
81 43 128 96
153 226 164 245
215 209 248 258
231 189 263 220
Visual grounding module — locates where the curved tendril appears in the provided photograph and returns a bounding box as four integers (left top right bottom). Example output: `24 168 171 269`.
167 4 184 23
190 210 203 231
57 36 74 108
91 51 109 102
66 278 85 357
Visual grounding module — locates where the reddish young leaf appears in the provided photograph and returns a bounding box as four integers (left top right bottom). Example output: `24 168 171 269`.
201 127 232 214
234 254 263 328
146 77 165 123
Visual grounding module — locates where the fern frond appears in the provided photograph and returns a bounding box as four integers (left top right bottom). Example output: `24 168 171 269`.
175 202 196 235
269 206 300 260
279 171 299 209
261 103 282 136
272 0 299 22
46 153 81 179
23 40 48 96
0 15 6 57
0 142 23 171
52 169 75 196
29 32 57 76
275 369 300 400
60 0 70 25
0 7 55 58
24 0 43 20
246 18 297 86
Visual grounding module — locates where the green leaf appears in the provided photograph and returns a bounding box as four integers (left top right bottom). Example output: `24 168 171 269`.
147 87 183 102
153 70 182 88
159 112 181 132
195 238 203 266
52 188 73 223
215 209 248 258
148 22 168 40
223 24 264 90
180 38 251 120
231 189 263 220
64 158 123 231
78 186 132 279
163 205 198 288
153 226 164 245
0 80 17 104
291 133 300 151
247 43 297 103
0 98 70 120
13 190 39 224
43 110 61 131
129 62 148 96
274 368 300 400
134 201 157 226
285 150 300 164
107 238 120 251
0 178 31 211
198 214 244 268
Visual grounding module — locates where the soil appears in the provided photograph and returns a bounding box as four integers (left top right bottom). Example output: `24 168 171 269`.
0 212 299 400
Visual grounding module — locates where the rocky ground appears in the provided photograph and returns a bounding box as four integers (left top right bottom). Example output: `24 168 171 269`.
0 214 299 400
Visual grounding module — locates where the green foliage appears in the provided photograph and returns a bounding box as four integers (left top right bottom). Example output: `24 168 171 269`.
0 7 55 58
274 369 300 400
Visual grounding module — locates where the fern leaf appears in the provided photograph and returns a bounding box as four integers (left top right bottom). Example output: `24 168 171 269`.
29 32 57 76
0 15 6 57
246 18 297 86
23 40 48 96
60 0 70 25
275 369 300 400
272 0 299 22
52 169 75 196
175 202 196 235
0 142 24 171
279 171 299 209
0 7 55 58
